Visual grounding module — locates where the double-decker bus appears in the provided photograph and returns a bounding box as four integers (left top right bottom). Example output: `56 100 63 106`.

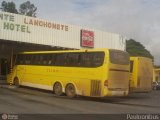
7 49 130 98
129 57 153 92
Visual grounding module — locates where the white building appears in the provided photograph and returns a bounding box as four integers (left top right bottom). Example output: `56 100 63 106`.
0 11 126 79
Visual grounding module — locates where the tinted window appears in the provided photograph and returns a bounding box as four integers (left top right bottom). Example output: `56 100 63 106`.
92 52 104 66
81 53 93 67
81 52 104 67
24 54 32 64
16 54 25 65
42 54 52 65
130 61 134 73
67 53 80 66
55 53 67 66
16 52 104 67
32 54 40 65
109 50 129 65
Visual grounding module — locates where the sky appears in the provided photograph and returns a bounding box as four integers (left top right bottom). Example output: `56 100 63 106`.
1 0 160 65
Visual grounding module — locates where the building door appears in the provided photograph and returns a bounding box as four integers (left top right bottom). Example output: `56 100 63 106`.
0 59 8 76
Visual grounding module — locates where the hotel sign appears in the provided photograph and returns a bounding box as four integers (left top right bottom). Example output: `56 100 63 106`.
0 13 31 33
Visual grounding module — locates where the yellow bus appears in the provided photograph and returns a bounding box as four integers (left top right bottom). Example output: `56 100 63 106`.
7 49 130 98
129 57 153 92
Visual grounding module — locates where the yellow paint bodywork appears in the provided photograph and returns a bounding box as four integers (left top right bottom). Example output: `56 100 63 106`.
7 49 129 97
153 68 160 82
129 57 153 92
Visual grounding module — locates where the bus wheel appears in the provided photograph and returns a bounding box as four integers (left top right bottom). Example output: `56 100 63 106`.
14 77 20 87
53 82 63 96
65 83 76 98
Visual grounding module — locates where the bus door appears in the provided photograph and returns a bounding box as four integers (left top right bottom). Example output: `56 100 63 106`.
129 60 134 88
15 54 26 83
0 58 8 81
0 59 8 76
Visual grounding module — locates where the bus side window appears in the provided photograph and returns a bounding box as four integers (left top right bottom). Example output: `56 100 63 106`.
77 53 81 66
16 55 20 65
51 54 56 65
32 54 39 65
67 53 80 67
19 55 25 64
25 54 32 65
43 54 48 65
55 53 67 66
31 54 35 65
39 54 44 65
46 54 53 65
130 61 134 73
29 55 33 65
92 52 104 67
81 53 93 67
30 55 34 65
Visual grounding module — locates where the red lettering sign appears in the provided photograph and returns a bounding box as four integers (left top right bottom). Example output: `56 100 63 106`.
81 30 94 48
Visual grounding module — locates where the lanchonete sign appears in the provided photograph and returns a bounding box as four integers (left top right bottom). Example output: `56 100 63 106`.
0 12 69 34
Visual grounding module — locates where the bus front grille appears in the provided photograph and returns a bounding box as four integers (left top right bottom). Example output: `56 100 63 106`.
90 80 101 97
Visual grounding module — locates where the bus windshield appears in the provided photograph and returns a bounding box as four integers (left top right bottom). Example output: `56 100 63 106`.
109 50 129 65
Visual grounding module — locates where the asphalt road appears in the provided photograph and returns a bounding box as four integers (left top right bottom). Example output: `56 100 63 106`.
0 85 160 120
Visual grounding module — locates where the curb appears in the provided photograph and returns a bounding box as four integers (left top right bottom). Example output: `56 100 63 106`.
0 85 18 89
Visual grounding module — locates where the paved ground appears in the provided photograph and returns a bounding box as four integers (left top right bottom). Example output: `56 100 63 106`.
0 85 160 115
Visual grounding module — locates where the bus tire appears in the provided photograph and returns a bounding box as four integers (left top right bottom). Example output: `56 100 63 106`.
53 82 63 96
14 77 20 87
65 83 76 98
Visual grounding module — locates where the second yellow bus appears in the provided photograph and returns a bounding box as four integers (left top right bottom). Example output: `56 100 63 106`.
129 57 153 92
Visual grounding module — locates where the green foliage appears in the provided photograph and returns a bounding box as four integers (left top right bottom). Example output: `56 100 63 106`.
0 1 18 13
126 39 153 59
19 1 37 17
0 1 37 17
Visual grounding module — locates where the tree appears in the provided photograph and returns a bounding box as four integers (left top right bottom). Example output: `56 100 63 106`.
0 1 18 13
19 1 37 17
126 39 153 59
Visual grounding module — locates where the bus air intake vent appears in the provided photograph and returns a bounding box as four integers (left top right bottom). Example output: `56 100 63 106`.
90 80 101 97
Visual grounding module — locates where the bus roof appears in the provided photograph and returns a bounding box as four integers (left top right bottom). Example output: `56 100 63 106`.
130 56 153 60
18 48 122 54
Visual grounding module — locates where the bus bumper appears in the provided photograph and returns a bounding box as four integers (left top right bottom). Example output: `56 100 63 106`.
104 89 129 97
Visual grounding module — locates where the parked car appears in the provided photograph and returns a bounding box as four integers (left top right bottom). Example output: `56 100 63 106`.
152 81 160 90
